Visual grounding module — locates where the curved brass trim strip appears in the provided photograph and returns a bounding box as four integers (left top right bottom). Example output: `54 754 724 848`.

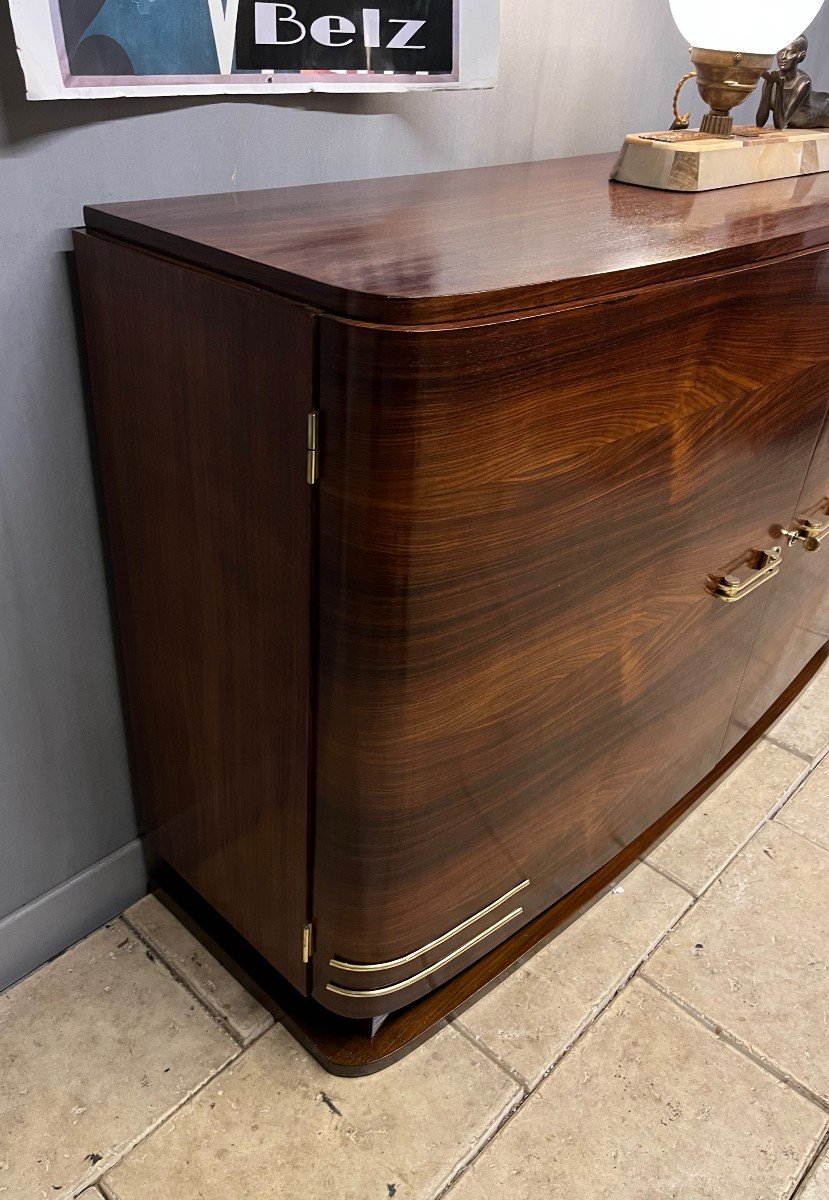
329 879 530 974
325 908 523 999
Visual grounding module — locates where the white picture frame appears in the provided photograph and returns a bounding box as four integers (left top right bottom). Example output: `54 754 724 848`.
8 0 499 100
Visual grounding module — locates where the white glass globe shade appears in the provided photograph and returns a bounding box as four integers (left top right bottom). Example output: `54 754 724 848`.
670 0 825 55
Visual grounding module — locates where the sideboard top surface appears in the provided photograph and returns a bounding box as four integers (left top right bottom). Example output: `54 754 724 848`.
84 153 829 324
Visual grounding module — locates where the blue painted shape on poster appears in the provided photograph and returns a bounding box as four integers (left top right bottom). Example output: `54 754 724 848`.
80 0 220 74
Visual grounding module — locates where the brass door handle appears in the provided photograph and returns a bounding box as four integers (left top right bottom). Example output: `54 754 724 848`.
708 546 782 603
781 519 828 553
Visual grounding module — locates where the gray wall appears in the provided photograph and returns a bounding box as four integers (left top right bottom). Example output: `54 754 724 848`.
2 0 828 987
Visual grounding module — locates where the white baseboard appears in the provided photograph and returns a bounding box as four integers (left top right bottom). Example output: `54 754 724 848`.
0 839 147 992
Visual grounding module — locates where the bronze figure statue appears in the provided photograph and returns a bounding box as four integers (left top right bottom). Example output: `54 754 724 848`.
757 35 829 129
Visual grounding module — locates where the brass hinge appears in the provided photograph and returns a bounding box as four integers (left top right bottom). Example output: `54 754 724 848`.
307 412 319 485
302 922 315 963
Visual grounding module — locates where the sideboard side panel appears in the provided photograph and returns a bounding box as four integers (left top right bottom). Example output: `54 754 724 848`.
74 232 314 993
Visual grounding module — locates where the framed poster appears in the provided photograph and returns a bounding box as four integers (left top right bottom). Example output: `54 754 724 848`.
8 0 498 100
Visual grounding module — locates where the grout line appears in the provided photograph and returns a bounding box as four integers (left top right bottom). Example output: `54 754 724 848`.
437 894 695 1197
83 728 829 1200
453 870 695 1088
790 1124 829 1199
763 735 821 764
772 819 829 856
120 911 275 1049
431 1087 528 1200
638 972 829 1115
62 919 254 1195
689 819 795 903
809 742 829 771
641 858 698 898
644 747 814 910
667 765 816 913
438 740 828 1197
80 1030 272 1199
68 1040 246 1199
433 1086 533 1199
435 921 682 1199
765 764 817 823
440 1002 605 1192
449 1017 529 1090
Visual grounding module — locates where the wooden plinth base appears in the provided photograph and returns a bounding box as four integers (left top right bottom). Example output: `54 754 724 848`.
152 644 827 1076
611 126 829 192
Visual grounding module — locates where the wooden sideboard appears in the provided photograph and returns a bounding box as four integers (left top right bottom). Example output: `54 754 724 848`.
74 155 829 1074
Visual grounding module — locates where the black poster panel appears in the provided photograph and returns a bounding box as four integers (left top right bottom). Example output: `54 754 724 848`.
236 1 454 74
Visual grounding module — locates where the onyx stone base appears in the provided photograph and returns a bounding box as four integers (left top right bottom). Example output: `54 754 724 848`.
611 126 829 192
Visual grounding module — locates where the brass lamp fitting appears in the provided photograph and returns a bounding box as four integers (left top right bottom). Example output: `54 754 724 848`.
690 47 775 136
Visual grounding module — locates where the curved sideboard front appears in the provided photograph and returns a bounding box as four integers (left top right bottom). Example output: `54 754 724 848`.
312 248 829 1017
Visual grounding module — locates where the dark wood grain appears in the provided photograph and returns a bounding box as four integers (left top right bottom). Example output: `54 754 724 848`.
313 248 829 1017
151 642 828 1075
74 232 315 993
83 155 829 324
76 157 829 1056
315 645 829 1072
726 406 829 747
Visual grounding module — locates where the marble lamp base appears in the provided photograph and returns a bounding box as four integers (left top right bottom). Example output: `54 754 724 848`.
611 126 829 192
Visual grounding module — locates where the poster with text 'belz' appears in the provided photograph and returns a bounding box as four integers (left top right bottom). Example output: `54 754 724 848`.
9 0 498 99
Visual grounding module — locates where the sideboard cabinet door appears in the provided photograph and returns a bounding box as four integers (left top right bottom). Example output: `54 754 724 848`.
312 249 829 1017
726 405 829 748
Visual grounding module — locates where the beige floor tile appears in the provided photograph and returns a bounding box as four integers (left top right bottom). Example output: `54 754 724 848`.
456 863 691 1087
124 894 273 1045
0 920 237 1200
797 1146 829 1199
644 821 829 1101
777 756 829 852
449 980 826 1200
103 1023 521 1200
647 739 808 895
770 666 829 760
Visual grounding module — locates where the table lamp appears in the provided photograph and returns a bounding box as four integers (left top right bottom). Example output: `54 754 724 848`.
612 0 829 191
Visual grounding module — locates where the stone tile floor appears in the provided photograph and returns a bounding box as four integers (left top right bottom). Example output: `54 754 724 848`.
2 665 828 1199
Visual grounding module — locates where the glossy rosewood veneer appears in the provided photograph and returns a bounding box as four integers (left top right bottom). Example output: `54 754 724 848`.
84 154 829 324
75 155 829 1069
